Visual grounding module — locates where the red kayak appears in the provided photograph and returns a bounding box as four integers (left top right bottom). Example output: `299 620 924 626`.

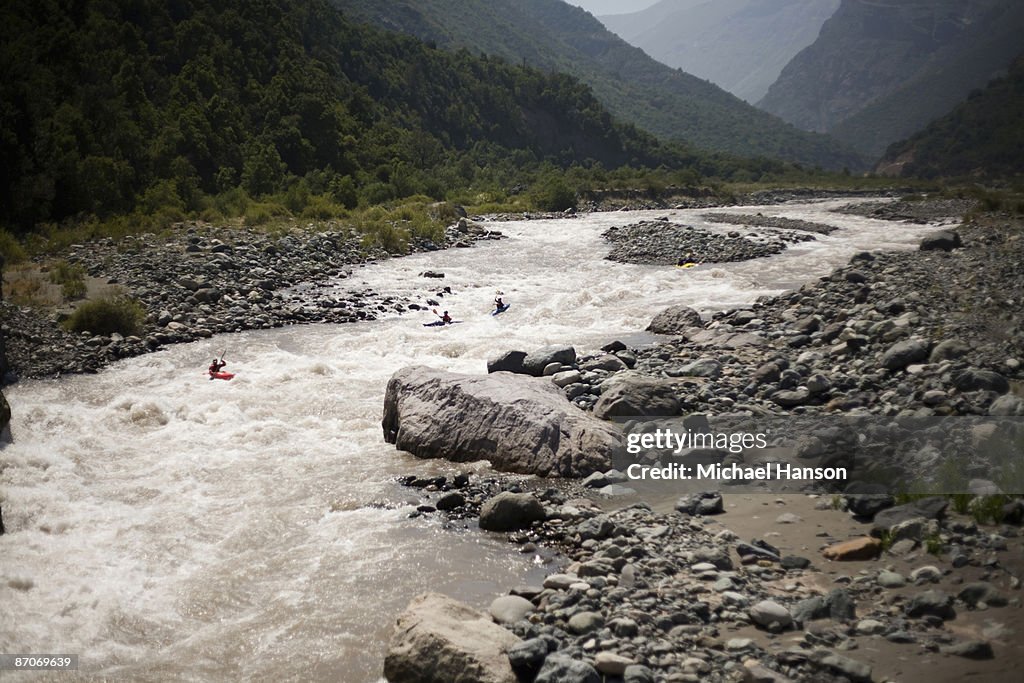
209 371 235 380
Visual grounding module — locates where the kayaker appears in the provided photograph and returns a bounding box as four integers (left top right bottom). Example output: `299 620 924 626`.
441 311 452 324
494 296 505 311
208 358 227 376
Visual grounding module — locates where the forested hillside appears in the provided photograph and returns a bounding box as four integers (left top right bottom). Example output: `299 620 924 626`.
332 0 864 170
758 0 1024 160
0 0 689 230
878 55 1024 179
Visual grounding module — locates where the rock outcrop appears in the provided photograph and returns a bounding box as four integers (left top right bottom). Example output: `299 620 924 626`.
0 390 9 434
383 366 621 477
383 592 520 683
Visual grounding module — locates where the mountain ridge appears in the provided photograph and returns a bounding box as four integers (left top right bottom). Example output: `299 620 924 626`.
332 0 865 170
757 0 1024 160
878 54 1024 179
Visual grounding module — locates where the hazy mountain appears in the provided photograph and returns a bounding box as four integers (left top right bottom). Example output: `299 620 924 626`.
600 0 839 103
877 54 1024 179
570 1 660 16
758 0 1024 160
332 0 864 170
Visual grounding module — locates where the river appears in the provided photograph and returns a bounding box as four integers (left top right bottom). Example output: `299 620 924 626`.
0 199 945 681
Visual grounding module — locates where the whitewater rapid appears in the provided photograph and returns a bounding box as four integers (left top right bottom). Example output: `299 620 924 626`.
0 200 946 680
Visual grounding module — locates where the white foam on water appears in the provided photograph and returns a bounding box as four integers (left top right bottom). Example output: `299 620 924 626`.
0 200 939 680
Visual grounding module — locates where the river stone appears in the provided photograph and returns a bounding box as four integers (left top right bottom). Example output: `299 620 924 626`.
383 592 520 683
567 611 604 635
479 492 545 532
929 339 970 363
487 351 527 374
551 370 582 388
919 230 962 251
749 600 793 630
435 492 465 511
814 651 872 683
535 655 600 683
593 371 680 419
542 574 577 590
193 287 222 303
623 665 655 683
989 394 1024 416
958 582 1008 608
742 660 792 683
881 339 929 370
954 368 1009 394
646 304 702 335
905 590 955 619
822 537 882 561
910 566 942 583
678 358 722 378
383 366 620 477
507 637 550 679
594 652 633 676
939 640 994 659
856 618 886 635
675 491 724 516
580 354 627 372
844 493 894 519
522 345 576 377
489 595 535 624
877 571 906 588
771 389 810 407
873 497 948 533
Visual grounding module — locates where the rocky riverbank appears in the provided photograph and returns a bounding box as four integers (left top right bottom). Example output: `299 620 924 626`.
541 203 1023 420
390 474 1023 683
0 216 505 381
382 197 1024 682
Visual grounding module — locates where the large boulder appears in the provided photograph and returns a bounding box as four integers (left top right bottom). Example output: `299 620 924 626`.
383 592 520 683
522 345 576 377
646 305 703 335
593 372 680 420
880 339 929 370
487 351 527 375
383 366 620 477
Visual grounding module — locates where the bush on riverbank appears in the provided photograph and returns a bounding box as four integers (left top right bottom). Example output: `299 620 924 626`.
48 260 86 300
64 295 145 337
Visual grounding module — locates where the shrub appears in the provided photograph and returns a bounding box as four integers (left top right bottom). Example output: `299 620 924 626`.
300 195 346 220
49 260 87 300
0 229 27 265
64 295 145 336
530 176 576 211
244 202 291 227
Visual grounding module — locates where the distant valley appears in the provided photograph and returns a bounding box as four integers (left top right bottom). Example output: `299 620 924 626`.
599 0 840 104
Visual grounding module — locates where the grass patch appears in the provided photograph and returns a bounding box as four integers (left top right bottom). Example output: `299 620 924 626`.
64 293 145 336
48 259 87 300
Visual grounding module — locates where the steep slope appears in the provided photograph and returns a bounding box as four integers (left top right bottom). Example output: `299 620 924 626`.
0 0 680 228
878 54 1024 179
600 0 839 103
758 0 1024 159
332 0 864 170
